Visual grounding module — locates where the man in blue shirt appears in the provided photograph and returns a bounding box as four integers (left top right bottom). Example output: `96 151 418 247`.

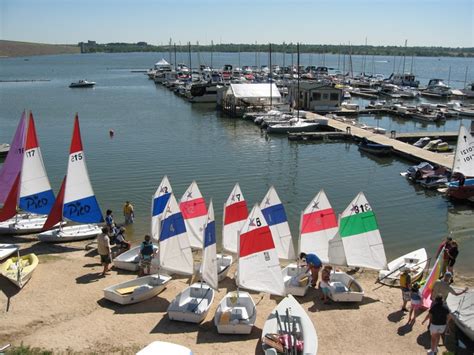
300 252 323 287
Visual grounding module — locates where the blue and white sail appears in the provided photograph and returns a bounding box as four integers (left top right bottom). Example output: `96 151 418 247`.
260 186 296 260
202 200 218 290
159 193 193 275
151 175 172 241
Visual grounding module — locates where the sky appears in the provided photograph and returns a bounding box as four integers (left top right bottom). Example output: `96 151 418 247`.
0 0 473 47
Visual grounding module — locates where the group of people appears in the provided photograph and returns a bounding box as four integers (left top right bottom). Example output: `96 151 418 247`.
298 252 332 304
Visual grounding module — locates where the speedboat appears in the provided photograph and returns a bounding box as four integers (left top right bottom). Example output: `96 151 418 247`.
69 80 96 88
266 118 326 134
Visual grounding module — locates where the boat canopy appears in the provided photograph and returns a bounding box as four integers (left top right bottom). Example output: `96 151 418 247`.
228 83 281 99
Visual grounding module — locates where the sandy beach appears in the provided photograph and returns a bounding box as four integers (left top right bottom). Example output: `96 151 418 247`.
0 236 472 354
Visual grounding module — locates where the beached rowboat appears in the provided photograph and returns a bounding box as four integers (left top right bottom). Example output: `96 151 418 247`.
214 291 256 334
0 253 38 288
167 282 215 323
327 271 364 303
377 248 428 286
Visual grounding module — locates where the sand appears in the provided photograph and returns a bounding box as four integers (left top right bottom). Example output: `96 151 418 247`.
0 237 472 354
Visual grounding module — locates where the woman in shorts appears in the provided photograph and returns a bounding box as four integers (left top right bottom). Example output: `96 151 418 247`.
422 294 451 355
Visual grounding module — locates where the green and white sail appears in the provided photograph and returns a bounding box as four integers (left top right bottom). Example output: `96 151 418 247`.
329 192 387 270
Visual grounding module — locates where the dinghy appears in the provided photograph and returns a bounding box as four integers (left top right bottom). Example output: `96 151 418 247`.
37 114 103 242
378 248 428 286
0 253 38 288
261 294 318 355
179 181 207 249
0 112 58 234
215 204 284 334
0 244 19 260
195 253 233 282
113 245 141 271
168 201 217 323
103 274 172 305
326 192 387 302
137 341 193 355
447 289 474 341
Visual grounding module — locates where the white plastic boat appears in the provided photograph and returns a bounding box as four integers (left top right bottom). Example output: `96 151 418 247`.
327 271 364 302
69 80 95 88
37 224 101 242
113 245 141 271
447 289 474 341
282 263 311 297
167 282 215 323
214 291 256 334
103 274 171 305
195 253 233 282
261 294 318 355
0 253 39 288
377 248 428 286
137 341 193 355
0 216 63 235
0 244 19 260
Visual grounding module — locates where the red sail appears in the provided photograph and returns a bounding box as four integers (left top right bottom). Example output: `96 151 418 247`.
42 176 66 231
0 173 21 222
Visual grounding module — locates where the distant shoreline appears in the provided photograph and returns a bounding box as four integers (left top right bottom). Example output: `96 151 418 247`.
0 40 80 57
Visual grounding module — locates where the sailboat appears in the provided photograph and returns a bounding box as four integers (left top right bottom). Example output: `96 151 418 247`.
37 114 103 242
260 186 295 261
214 204 284 334
283 189 338 296
114 176 172 272
326 192 387 302
445 124 474 201
179 181 207 249
222 183 248 254
0 112 60 234
167 197 215 324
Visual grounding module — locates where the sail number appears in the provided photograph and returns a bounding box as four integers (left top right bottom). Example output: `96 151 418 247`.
460 146 474 163
25 149 35 158
235 194 241 201
256 217 262 226
70 153 83 162
353 204 371 214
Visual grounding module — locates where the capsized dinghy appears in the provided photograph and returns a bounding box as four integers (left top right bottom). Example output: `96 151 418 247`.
0 253 38 288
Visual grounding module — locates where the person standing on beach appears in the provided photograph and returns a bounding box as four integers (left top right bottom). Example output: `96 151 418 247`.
97 227 112 276
123 201 135 225
105 209 116 237
422 295 451 355
430 272 468 303
139 235 155 276
400 268 412 312
299 252 322 287
445 240 459 276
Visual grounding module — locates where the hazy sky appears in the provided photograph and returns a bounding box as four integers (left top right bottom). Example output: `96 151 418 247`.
1 0 473 47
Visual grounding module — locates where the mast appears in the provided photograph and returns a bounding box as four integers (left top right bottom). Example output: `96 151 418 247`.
211 40 214 69
168 38 172 65
188 42 192 71
174 44 177 71
269 43 272 108
402 39 407 74
297 42 300 119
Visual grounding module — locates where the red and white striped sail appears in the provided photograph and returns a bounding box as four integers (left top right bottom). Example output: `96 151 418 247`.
159 193 193 276
299 190 338 263
238 204 285 296
222 183 248 253
260 186 295 260
179 181 207 249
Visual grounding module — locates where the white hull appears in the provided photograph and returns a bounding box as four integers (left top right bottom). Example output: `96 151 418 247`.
328 271 364 303
103 274 171 305
0 244 19 260
262 294 318 355
195 254 233 282
113 245 140 271
214 291 256 334
137 341 193 355
37 224 101 242
282 263 311 297
0 215 62 235
167 283 215 323
378 248 428 286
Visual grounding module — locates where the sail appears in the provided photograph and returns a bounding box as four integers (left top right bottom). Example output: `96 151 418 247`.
337 192 387 270
421 247 445 309
179 181 207 249
18 112 55 214
222 183 248 253
159 193 193 275
62 114 103 223
452 124 474 177
0 111 26 204
0 174 21 221
300 189 338 263
202 200 218 290
42 176 66 231
260 186 295 260
238 204 285 296
151 176 172 241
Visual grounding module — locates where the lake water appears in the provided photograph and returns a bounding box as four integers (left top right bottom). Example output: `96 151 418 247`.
0 52 473 274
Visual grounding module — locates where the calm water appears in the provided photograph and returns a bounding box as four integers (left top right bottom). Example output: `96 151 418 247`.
0 53 473 273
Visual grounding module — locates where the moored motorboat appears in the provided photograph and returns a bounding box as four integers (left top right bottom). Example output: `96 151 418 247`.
103 274 171 305
358 138 392 156
266 118 324 134
377 248 428 286
0 253 39 288
69 80 96 88
261 294 318 355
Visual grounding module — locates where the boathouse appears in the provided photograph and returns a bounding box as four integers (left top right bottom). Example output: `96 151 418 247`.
221 83 282 117
288 82 342 113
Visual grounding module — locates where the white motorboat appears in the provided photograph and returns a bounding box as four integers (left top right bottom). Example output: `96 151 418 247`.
282 263 311 297
0 244 19 260
261 294 318 355
266 118 325 134
69 80 96 88
103 274 171 305
167 282 215 323
377 248 428 286
327 271 364 303
447 289 474 341
214 291 256 334
37 224 102 242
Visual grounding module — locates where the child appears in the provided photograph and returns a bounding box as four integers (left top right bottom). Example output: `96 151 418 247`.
319 265 332 304
408 282 421 324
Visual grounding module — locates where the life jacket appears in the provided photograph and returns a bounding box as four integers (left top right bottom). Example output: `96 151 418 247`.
400 273 411 289
141 242 154 256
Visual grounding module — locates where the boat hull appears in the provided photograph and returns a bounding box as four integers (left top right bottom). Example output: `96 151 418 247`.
113 245 140 271
447 289 474 341
328 271 364 302
167 283 215 324
0 215 63 235
37 224 102 242
378 248 428 286
282 263 310 297
214 291 256 334
446 179 474 201
0 244 19 260
0 253 39 288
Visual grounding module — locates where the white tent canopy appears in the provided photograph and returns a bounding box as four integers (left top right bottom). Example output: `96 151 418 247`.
228 83 281 99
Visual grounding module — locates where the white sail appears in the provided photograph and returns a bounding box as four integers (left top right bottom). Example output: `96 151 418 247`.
202 200 218 290
151 176 172 241
179 181 207 249
260 186 295 260
159 194 193 275
299 189 338 263
452 124 474 177
222 183 248 253
238 204 285 296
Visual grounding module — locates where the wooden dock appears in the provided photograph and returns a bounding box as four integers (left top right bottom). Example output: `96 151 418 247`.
293 113 455 169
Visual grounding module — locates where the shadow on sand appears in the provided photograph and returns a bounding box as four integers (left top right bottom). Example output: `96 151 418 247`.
0 279 21 312
195 320 262 344
75 272 105 284
97 296 170 314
